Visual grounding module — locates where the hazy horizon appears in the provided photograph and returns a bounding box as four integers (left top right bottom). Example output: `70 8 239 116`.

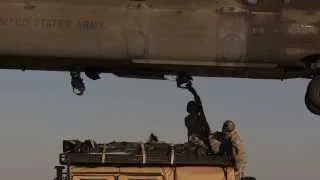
0 69 318 180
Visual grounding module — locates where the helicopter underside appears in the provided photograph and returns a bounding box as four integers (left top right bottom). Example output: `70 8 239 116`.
0 54 311 80
0 0 320 116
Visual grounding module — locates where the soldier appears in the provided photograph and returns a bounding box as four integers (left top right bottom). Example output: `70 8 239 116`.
221 120 247 180
184 82 211 153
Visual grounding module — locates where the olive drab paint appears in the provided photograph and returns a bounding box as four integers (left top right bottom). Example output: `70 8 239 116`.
0 0 320 115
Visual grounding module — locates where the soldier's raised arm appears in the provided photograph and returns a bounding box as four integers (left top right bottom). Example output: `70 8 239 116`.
186 83 202 108
185 83 210 133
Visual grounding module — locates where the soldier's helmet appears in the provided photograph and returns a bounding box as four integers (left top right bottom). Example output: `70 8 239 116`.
222 120 236 133
187 101 199 113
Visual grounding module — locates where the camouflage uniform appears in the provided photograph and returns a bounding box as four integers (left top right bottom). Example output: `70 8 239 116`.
208 131 224 154
185 114 211 153
225 130 246 179
183 83 211 154
209 121 247 179
188 134 209 156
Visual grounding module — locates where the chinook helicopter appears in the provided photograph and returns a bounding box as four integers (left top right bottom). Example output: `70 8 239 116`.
0 0 320 115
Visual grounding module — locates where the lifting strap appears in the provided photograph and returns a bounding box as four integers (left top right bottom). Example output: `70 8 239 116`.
141 143 146 164
102 144 106 164
170 144 175 165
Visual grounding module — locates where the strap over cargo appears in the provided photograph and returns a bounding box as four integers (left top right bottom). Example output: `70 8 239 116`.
60 140 234 167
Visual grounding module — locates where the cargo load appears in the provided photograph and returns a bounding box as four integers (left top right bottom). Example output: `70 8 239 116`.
60 139 233 167
54 139 256 180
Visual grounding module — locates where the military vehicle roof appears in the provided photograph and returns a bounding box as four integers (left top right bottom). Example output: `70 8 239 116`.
60 140 234 167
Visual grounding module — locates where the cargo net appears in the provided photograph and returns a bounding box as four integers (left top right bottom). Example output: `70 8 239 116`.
60 139 234 167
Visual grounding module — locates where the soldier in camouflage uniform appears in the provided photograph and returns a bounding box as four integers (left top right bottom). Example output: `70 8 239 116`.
221 120 247 180
183 82 212 154
209 120 246 179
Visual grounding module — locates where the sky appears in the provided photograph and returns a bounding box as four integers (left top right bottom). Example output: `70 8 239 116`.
0 69 318 180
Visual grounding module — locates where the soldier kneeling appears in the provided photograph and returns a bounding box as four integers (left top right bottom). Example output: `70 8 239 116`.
209 120 247 180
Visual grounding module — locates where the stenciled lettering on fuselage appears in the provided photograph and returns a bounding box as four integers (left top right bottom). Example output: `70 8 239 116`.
0 16 105 31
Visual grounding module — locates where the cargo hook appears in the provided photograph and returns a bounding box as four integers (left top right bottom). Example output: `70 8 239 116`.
70 72 86 96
